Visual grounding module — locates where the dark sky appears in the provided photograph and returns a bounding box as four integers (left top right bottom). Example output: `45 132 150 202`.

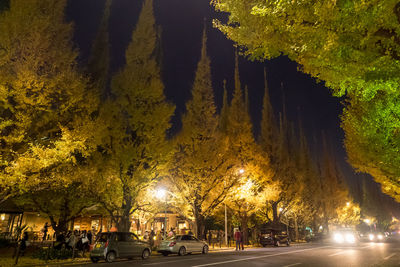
66 0 400 217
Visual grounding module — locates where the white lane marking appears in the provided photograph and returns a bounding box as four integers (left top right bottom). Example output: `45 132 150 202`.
283 263 302 267
191 246 331 267
328 251 347 257
384 253 396 260
143 258 199 265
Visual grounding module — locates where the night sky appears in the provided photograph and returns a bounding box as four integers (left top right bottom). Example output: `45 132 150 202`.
66 0 400 217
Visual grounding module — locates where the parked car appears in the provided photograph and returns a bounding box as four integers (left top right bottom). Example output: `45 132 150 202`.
90 232 151 263
260 229 290 247
157 234 209 256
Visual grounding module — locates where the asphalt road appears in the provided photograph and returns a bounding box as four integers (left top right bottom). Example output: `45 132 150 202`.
78 242 400 267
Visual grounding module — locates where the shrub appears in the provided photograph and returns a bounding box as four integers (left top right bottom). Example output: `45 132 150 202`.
32 247 72 260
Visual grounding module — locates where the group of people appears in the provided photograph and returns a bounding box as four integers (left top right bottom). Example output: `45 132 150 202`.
53 229 94 255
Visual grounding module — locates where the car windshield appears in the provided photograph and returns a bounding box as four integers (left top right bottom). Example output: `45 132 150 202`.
97 233 110 243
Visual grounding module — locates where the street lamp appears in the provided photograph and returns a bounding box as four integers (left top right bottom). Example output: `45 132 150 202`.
156 188 167 239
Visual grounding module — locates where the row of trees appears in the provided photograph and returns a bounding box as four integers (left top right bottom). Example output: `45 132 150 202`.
0 0 359 240
212 0 400 202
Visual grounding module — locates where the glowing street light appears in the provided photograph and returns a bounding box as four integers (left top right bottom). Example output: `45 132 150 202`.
155 188 166 200
346 202 350 207
239 169 245 174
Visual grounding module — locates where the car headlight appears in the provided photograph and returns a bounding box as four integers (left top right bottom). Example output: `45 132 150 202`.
369 234 375 241
334 233 344 243
377 234 383 240
345 233 356 243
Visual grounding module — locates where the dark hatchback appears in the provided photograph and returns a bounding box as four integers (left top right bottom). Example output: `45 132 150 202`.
260 229 290 247
90 232 151 263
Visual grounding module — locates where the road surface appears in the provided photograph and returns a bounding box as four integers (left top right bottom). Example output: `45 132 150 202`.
76 242 400 267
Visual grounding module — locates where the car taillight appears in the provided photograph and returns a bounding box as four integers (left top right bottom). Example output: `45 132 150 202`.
168 242 176 247
104 241 109 248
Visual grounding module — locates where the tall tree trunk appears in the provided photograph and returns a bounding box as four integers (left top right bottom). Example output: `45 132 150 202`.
118 192 132 232
272 202 280 228
240 211 249 245
294 213 298 242
193 205 205 239
48 198 71 235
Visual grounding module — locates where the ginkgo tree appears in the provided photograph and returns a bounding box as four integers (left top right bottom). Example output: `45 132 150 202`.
168 28 239 239
212 0 400 202
92 0 174 232
0 0 99 215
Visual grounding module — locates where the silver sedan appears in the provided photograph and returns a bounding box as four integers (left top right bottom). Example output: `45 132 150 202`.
157 234 209 256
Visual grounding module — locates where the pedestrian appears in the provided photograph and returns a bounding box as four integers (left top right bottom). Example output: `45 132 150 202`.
20 232 28 256
54 232 65 250
41 222 49 241
149 230 155 248
87 230 93 244
155 230 162 246
207 230 212 246
168 227 175 237
80 230 90 256
234 228 241 251
67 230 77 250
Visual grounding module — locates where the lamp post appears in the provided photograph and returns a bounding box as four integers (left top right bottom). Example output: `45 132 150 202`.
156 188 167 239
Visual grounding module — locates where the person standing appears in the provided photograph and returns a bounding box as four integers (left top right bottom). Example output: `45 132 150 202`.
234 228 241 251
155 230 162 247
87 230 93 244
42 222 49 241
20 232 28 256
149 230 155 248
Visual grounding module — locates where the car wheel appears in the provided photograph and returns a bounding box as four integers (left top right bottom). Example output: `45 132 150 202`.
90 257 99 263
106 251 116 263
162 252 169 256
142 249 150 259
202 245 209 254
178 246 186 256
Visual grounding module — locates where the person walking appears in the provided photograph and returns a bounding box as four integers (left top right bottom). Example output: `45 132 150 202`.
234 228 242 251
